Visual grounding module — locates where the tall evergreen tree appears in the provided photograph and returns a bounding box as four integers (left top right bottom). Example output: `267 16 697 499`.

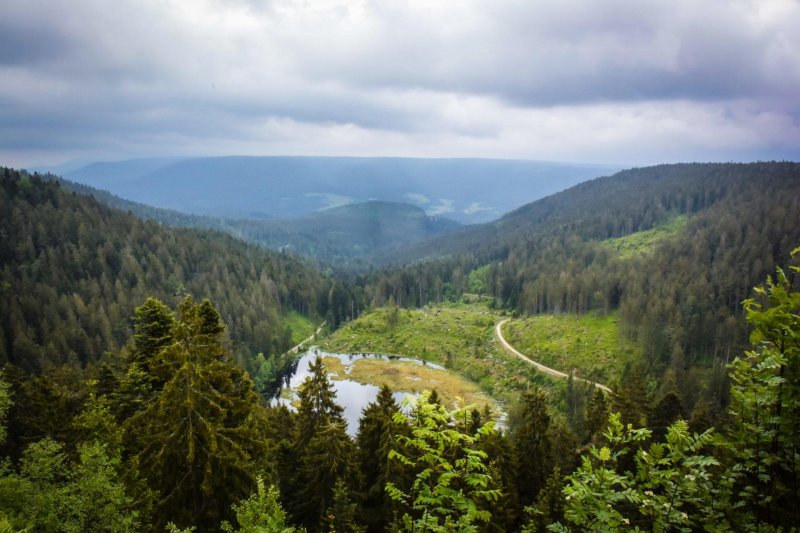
288 356 353 531
126 297 266 531
511 388 553 508
356 384 405 532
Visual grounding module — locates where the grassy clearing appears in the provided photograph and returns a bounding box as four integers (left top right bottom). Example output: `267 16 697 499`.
284 311 315 345
321 355 347 377
321 303 543 404
602 215 688 258
347 359 495 412
501 312 639 384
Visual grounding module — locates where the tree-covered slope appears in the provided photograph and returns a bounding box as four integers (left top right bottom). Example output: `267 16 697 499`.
364 162 800 408
52 177 461 268
0 168 340 373
230 201 459 267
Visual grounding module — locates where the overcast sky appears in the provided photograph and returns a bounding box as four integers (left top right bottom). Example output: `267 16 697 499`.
2 0 799 168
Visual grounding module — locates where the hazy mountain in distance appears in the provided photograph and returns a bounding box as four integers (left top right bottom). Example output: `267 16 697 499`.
228 200 460 267
64 156 618 224
48 174 459 268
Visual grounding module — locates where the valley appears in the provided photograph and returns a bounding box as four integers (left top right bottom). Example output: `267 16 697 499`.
5 0 798 528
1 162 799 531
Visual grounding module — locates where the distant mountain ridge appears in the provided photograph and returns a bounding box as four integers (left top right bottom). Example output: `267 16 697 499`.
63 156 617 224
231 200 460 268
49 176 460 269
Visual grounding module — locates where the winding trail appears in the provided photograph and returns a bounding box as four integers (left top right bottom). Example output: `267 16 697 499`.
495 319 613 394
285 322 326 356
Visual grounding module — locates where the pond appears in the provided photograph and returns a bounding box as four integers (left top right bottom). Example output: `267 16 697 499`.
275 347 503 435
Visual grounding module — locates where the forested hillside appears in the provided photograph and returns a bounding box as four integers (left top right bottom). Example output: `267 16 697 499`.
0 168 348 374
63 156 615 223
229 201 459 268
54 178 459 269
364 163 800 410
0 264 797 531
1 162 799 531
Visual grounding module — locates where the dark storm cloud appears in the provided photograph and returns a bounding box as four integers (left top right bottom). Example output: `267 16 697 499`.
0 0 798 167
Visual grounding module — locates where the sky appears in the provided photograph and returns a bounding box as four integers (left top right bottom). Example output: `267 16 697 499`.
1 0 799 168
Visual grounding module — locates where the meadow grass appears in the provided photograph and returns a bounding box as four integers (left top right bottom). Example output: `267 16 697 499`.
602 215 688 258
284 311 315 345
322 303 541 404
501 312 639 384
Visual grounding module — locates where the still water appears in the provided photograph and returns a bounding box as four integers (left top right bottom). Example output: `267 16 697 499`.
275 348 446 435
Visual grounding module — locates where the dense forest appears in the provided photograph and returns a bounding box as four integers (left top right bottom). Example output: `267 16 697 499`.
0 168 362 376
0 260 797 531
54 177 460 271
1 162 799 530
360 163 800 417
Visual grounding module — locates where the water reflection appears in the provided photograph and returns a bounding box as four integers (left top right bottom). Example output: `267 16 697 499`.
274 348 445 435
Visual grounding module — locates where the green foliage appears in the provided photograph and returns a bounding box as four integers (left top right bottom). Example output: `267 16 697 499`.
221 477 305 533
385 391 502 532
0 374 10 447
126 296 266 530
0 168 331 372
131 297 175 367
510 388 554 509
321 479 365 533
467 265 492 295
0 438 140 532
601 215 688 259
288 356 354 531
355 385 406 532
725 250 800 527
555 256 800 531
502 312 639 385
560 415 721 532
521 467 565 533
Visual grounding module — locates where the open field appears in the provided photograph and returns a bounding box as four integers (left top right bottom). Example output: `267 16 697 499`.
500 312 639 384
601 215 688 258
329 356 495 412
284 311 315 344
321 304 552 404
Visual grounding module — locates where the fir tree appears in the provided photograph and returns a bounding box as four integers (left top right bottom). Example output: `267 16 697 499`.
289 356 353 531
356 384 405 532
126 297 266 531
511 388 553 508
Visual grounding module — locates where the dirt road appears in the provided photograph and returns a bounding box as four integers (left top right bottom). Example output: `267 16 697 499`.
285 322 326 355
495 319 612 393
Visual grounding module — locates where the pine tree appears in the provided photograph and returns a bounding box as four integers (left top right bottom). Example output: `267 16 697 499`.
289 356 353 531
585 387 610 443
322 479 365 533
130 297 174 371
126 297 266 531
221 477 306 533
511 388 553 508
649 391 686 441
356 384 405 532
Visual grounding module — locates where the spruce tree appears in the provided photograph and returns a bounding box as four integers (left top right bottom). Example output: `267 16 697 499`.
511 388 553 508
126 296 266 531
356 384 404 532
130 297 174 370
289 356 353 531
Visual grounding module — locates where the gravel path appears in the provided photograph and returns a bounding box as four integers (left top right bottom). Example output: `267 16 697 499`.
495 319 613 393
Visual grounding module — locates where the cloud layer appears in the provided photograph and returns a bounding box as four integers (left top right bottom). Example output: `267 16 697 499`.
2 0 799 167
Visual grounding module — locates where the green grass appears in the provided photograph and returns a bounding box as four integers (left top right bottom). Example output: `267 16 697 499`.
602 215 688 258
321 303 545 404
284 311 315 345
501 312 639 385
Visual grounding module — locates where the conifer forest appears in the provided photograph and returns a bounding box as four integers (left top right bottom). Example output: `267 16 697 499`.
1 163 799 531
